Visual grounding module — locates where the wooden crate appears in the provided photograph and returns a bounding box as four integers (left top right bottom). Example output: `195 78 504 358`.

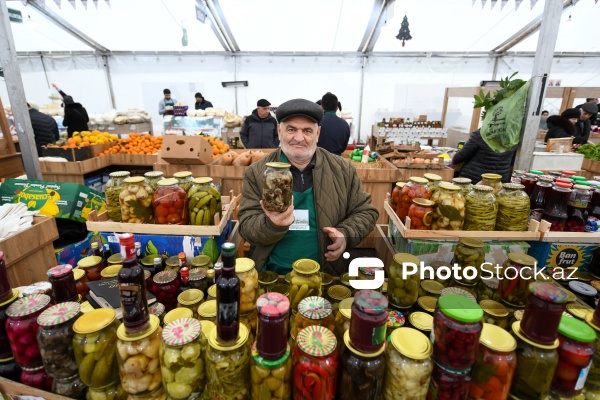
0 375 72 399
110 153 158 166
396 166 454 182
374 224 396 268
582 158 600 174
0 153 25 179
537 219 600 243
40 156 111 184
0 216 59 287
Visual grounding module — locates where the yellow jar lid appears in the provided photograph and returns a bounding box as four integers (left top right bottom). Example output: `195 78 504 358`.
424 173 442 182
79 301 94 314
77 256 103 268
177 289 204 305
191 255 212 267
511 321 559 350
107 254 122 264
409 312 433 332
390 327 432 360
157 178 178 186
395 182 406 188
173 171 192 178
561 288 578 303
409 177 428 184
265 162 291 169
100 265 122 278
393 253 420 266
343 329 385 358
292 259 320 275
201 320 216 338
480 323 516 353
507 253 537 267
321 272 333 286
327 285 351 301
124 176 145 184
420 280 444 295
193 177 213 184
412 198 435 207
208 323 249 351
72 269 86 281
207 284 217 299
479 300 509 318
481 173 502 180
417 296 437 313
163 308 193 326
458 237 484 248
235 258 255 274
585 312 600 333
338 297 354 320
0 289 19 308
438 182 460 191
567 303 593 320
198 300 217 318
73 308 116 334
117 314 160 341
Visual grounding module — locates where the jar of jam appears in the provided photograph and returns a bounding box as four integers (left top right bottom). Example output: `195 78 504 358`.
542 182 573 231
105 171 130 222
100 264 121 279
289 259 322 311
163 308 193 327
469 323 517 400
236 257 258 314
258 271 279 296
73 308 120 390
250 343 292 400
256 292 289 360
386 310 406 338
398 177 432 222
6 294 52 369
20 365 53 391
144 171 164 192
520 173 538 196
388 253 420 310
263 162 293 212
408 311 434 336
408 198 435 230
293 326 338 400
152 270 181 312
120 176 154 224
334 297 352 350
148 302 165 325
477 276 500 302
520 282 568 345
451 177 473 198
495 183 530 231
427 360 471 399
349 290 388 353
295 296 335 339
424 173 443 194
197 300 217 324
479 299 510 330
477 173 503 195
152 178 188 225
464 185 498 231
73 268 90 299
206 284 217 302
453 237 485 285
432 294 483 371
498 253 539 308
510 321 559 399
160 317 207 400
173 171 194 193
338 330 386 399
529 175 554 223
177 289 204 319
326 285 351 310
384 327 433 399
77 255 105 282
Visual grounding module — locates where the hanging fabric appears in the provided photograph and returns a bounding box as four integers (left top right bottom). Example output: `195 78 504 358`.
501 0 508 10
491 0 498 10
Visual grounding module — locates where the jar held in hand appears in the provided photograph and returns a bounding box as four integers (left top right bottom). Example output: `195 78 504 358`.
263 162 293 212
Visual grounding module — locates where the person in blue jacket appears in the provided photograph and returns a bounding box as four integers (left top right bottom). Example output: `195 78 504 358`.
316 92 350 156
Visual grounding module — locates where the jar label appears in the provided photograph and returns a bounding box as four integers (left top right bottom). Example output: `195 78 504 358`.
371 324 386 346
119 283 142 316
217 301 239 327
576 361 592 390
529 209 544 222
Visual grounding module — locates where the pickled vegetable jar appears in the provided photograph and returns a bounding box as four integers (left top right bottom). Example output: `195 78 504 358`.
427 360 471 399
77 255 106 282
476 276 500 302
333 298 352 349
478 300 509 330
236 258 258 313
432 294 483 371
510 321 559 399
453 237 485 285
105 171 130 222
477 173 503 195
293 326 338 400
452 177 473 198
120 176 154 223
338 330 386 400
205 323 251 400
256 292 289 360
520 282 568 345
152 270 181 312
86 381 126 400
163 308 193 327
431 183 465 230
160 317 207 399
21 365 53 391
173 171 194 193
498 253 539 308
388 253 421 310
464 185 497 231
73 268 90 299
326 285 351 310
144 171 164 192
350 289 388 353
52 373 86 399
73 308 120 389
258 271 278 296
188 268 209 296
148 303 165 325
250 343 292 400
391 182 405 211
289 259 322 311
321 273 333 296
295 296 335 339
398 177 432 222
152 178 188 225
408 198 434 230
495 183 530 231
6 293 52 369
176 289 204 319
188 177 222 226
469 323 516 400
197 300 217 324
263 162 293 212
425 173 443 194
384 327 433 400
0 289 19 361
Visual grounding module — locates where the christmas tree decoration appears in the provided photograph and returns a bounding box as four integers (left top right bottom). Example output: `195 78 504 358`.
395 14 412 47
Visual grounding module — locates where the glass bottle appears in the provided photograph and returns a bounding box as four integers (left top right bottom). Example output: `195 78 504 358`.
173 171 194 193
520 282 569 346
47 264 78 303
349 289 388 353
250 343 292 400
152 178 188 225
105 171 130 222
117 233 150 334
453 237 485 285
452 177 473 198
179 266 190 292
495 183 530 231
119 176 154 223
144 171 164 192
236 258 258 314
188 177 222 226
152 270 180 312
256 292 290 360
477 173 503 195
398 177 432 222
566 184 591 232
289 259 322 311
529 175 554 223
294 296 335 339
542 182 572 232
464 185 497 231
408 198 434 230
216 242 240 344
498 253 539 308
263 162 293 212
388 253 420 310
213 262 222 284
427 360 471 399
431 183 465 230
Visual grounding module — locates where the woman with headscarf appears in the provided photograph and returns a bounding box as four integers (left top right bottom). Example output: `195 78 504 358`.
62 95 89 138
544 108 579 142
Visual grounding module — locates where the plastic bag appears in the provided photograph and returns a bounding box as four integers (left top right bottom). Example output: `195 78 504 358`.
480 81 530 153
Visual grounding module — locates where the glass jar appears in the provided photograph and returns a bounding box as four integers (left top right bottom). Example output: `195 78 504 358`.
120 176 154 223
148 303 165 325
188 268 209 295
53 373 86 399
408 311 434 337
452 177 473 198
349 289 388 353
0 289 19 361
6 294 52 369
177 289 204 319
408 198 435 230
453 237 485 285
431 183 466 230
236 258 258 314
289 259 322 311
542 182 573 232
510 321 559 399
77 255 106 281
205 324 251 400
0 252 12 304
21 365 53 391
100 264 121 279
162 308 193 327
477 173 503 195
562 170 577 180
73 308 120 389
293 326 338 400
432 294 483 371
263 162 293 212
188 177 222 226
428 261 452 288
477 275 500 302
338 330 386 400
384 327 433 400
191 254 212 270
258 271 279 296
425 173 443 194
566 184 592 232
386 310 406 338
521 173 538 196
479 299 510 330
520 282 569 346
391 182 405 213
388 253 421 310
498 253 539 308
152 178 188 225
326 285 351 310
206 284 217 302
495 183 530 231
0 358 20 382
469 323 517 400
529 175 554 223
398 177 432 222
295 296 335 339
321 273 333 295
105 171 130 222
152 270 181 312
73 268 90 299
240 309 258 345
427 360 471 399
464 185 498 231
197 300 217 324
256 292 289 360
144 171 164 192
511 170 525 184
333 298 352 350
173 171 194 193
86 381 126 400
250 343 292 400
584 316 600 394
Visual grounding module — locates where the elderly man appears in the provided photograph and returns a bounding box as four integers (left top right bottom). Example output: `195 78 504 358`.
240 99 279 149
238 98 378 276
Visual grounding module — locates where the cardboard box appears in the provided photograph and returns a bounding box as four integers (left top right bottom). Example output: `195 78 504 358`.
527 241 597 272
84 175 103 192
160 135 213 165
80 187 107 221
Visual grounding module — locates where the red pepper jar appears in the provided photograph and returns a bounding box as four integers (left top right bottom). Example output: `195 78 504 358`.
427 360 471 400
432 294 483 371
0 252 13 304
72 268 89 300
520 282 568 345
349 290 388 353
152 270 180 312
0 289 19 361
6 294 52 369
397 177 432 222
47 265 78 303
20 365 53 391
256 292 290 360
152 178 189 225
292 326 339 400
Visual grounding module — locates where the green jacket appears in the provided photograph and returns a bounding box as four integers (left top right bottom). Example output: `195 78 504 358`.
238 148 379 276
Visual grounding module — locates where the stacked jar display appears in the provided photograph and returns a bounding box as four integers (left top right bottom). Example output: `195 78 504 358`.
528 175 554 222
187 177 222 226
464 185 497 231
431 183 465 230
396 177 432 221
498 253 539 308
153 270 180 312
105 171 130 222
294 296 335 339
289 259 322 311
120 176 154 223
495 183 530 231
388 253 420 310
542 181 572 231
0 289 20 382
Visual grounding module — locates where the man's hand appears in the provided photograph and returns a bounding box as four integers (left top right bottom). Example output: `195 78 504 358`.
260 199 295 227
323 227 346 262
51 83 57 89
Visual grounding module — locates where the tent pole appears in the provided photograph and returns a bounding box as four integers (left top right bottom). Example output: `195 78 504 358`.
233 55 238 115
357 56 367 144
40 55 50 88
102 55 116 109
514 0 563 172
491 56 499 81
0 0 42 179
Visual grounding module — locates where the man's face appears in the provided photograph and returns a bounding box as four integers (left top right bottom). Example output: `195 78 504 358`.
165 93 171 100
196 96 202 103
542 112 549 117
581 110 593 122
257 106 270 119
568 118 578 125
592 99 599 104
278 116 320 165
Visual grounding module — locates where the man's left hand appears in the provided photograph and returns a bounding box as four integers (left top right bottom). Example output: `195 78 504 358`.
323 227 346 262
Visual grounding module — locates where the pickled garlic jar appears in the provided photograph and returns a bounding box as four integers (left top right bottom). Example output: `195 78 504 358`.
397 177 432 222
152 178 188 225
20 365 53 391
293 326 338 400
432 294 483 371
498 253 539 308
256 292 290 360
176 289 204 319
295 296 335 339
383 327 433 400
236 257 259 313
47 264 78 303
469 323 516 400
431 183 466 231
77 255 106 282
388 253 421 310
289 259 322 311
250 343 292 400
73 268 90 299
427 360 471 400
408 198 435 231
263 162 293 212
453 237 485 285
520 282 569 345
160 317 207 400
6 293 52 369
73 309 120 389
477 173 503 195
464 185 498 231
338 330 386 400
152 270 181 312
173 171 194 193
350 290 388 353
333 298 353 351
105 171 130 222
120 176 154 224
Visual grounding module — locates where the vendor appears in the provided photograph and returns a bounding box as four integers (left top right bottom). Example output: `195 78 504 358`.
194 93 213 110
544 108 578 142
158 89 177 116
238 98 378 276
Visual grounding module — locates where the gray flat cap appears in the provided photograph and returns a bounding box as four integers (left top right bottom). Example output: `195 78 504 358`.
582 102 598 114
276 98 324 124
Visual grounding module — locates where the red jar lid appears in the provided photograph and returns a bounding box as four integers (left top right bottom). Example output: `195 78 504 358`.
297 326 337 357
47 264 73 279
298 296 332 320
257 292 289 318
162 317 202 347
119 233 135 247
153 270 177 284
353 289 388 315
6 294 51 318
529 282 568 304
562 170 576 175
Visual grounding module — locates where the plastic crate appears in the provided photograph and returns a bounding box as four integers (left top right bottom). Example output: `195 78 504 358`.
173 105 189 116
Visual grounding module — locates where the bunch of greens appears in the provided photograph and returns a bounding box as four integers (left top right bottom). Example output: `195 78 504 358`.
576 143 600 160
473 72 527 120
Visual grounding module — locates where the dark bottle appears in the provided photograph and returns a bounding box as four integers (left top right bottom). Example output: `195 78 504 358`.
118 233 150 334
144 257 163 295
528 176 553 222
180 267 190 292
91 242 102 258
216 243 240 344
102 244 112 265
214 262 223 284
135 242 143 264
0 252 13 304
541 182 572 232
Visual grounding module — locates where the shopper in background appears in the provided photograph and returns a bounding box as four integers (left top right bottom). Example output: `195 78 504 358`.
194 92 213 110
539 110 549 129
28 102 59 155
240 99 279 148
317 92 350 156
576 98 599 126
238 98 378 276
544 108 578 142
158 89 177 116
573 102 598 144
51 83 69 99
62 95 89 138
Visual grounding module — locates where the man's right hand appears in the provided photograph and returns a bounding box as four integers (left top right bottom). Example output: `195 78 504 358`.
260 199 295 227
51 83 57 88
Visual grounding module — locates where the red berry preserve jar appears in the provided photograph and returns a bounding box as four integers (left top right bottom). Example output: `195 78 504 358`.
256 292 290 360
20 365 53 391
350 289 388 353
427 360 471 400
520 282 568 345
47 264 78 303
152 270 180 312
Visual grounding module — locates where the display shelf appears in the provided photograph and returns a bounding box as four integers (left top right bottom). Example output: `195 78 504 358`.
537 220 600 243
109 153 158 166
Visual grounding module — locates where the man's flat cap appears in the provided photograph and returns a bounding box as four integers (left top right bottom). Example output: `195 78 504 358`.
276 98 324 124
257 99 271 107
582 102 598 114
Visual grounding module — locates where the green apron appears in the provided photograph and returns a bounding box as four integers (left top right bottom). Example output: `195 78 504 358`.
164 98 175 115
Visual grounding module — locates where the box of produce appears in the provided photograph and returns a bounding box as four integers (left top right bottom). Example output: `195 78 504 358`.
527 241 596 273
84 175 103 192
99 133 162 158
42 130 116 161
160 135 214 165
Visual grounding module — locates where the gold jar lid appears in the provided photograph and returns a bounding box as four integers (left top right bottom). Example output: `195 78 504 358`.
72 269 86 281
507 253 537 267
458 237 484 248
207 284 217 299
292 259 320 275
73 309 116 334
163 308 193 326
393 253 420 266
338 297 354 320
100 265 122 279
567 303 593 320
408 312 433 332
412 198 435 207
417 296 437 313
409 177 428 184
481 173 502 181
193 177 213 184
208 323 249 351
327 285 351 301
198 300 217 318
395 182 406 188
177 289 205 306
420 280 444 295
77 256 103 269
235 258 255 274
480 323 516 353
157 178 178 186
479 299 509 318
390 327 432 360
173 171 192 178
107 254 122 265
424 173 442 182
117 315 160 342
191 255 212 268
124 176 145 184
265 162 291 169
438 182 460 191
